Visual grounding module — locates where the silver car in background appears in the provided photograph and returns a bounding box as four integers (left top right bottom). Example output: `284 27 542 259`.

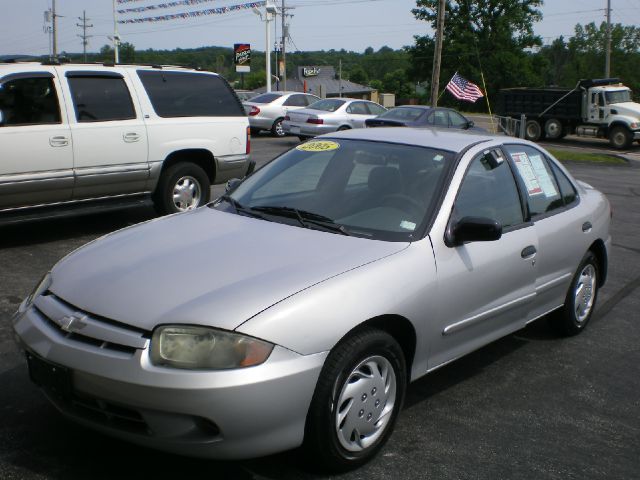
243 91 320 137
13 129 610 472
282 97 387 140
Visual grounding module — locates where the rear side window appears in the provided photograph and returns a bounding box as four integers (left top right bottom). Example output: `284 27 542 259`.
0 76 61 126
505 145 564 217
67 76 135 122
367 103 386 115
137 71 243 117
283 94 308 107
249 92 282 104
549 160 578 206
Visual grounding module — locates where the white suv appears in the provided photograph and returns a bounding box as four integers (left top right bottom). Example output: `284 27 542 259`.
0 61 251 224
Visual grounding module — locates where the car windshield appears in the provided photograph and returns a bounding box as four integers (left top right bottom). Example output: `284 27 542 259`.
250 92 282 104
605 89 632 104
308 99 346 112
220 139 454 241
379 107 428 121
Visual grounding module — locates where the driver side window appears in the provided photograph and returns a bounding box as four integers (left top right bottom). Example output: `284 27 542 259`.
454 151 524 229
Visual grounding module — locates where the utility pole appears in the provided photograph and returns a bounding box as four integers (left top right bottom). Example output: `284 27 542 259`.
112 0 121 63
605 0 611 77
281 0 287 91
52 0 58 61
339 59 342 98
77 11 93 62
430 0 445 107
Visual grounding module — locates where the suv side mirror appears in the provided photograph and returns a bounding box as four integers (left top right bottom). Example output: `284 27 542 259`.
225 178 242 194
445 216 502 247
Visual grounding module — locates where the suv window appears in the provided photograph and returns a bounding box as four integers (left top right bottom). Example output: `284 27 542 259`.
137 71 243 117
68 76 135 122
0 76 61 126
454 151 524 229
505 145 564 217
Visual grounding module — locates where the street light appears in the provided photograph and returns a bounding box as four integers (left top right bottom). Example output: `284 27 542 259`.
253 3 278 92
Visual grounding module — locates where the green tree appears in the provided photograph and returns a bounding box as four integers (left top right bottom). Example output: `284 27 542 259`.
348 66 369 85
382 69 413 98
409 0 543 110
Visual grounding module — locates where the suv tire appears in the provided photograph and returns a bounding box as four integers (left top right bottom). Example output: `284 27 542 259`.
154 162 211 215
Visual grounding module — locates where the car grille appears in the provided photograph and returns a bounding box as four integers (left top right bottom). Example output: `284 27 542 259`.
32 292 149 356
67 392 150 434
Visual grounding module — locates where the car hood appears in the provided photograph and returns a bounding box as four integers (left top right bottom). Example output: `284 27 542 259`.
611 102 640 119
49 208 408 332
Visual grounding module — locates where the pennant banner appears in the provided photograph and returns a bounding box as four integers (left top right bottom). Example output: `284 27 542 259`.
118 1 266 23
118 0 231 15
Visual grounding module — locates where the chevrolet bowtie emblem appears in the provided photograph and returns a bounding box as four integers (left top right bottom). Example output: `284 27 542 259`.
56 313 88 333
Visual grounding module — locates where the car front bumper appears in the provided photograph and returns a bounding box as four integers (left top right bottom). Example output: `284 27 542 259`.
12 298 326 460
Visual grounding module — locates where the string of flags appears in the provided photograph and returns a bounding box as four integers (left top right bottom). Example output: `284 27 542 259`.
117 1 266 24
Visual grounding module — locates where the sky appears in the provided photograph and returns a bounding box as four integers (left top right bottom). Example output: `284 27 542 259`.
1 0 639 57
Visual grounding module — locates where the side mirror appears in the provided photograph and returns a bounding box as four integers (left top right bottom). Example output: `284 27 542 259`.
466 120 474 129
225 178 242 194
445 216 502 247
0 110 4 126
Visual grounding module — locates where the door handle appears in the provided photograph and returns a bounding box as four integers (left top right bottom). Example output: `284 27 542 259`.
521 245 537 258
123 132 141 143
582 221 592 233
49 136 69 147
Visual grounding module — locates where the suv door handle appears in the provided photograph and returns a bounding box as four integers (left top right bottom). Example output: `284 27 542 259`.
49 136 69 147
521 245 537 258
123 132 141 143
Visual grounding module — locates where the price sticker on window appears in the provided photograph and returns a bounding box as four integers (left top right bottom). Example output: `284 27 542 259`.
296 141 341 152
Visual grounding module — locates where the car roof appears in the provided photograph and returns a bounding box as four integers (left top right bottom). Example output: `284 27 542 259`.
319 126 498 153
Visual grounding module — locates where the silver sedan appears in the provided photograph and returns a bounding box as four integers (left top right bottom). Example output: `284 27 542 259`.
243 91 320 137
13 128 611 471
282 97 387 140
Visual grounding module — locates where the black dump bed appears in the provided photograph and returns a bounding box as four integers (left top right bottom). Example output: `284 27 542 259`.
497 87 582 119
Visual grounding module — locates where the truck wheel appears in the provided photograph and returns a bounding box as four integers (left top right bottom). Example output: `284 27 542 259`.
153 162 211 215
525 120 543 142
609 126 632 149
544 118 564 140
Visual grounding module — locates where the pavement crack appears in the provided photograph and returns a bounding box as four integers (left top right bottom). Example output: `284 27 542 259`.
595 275 640 321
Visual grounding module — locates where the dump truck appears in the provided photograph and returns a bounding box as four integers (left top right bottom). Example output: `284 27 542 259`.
497 78 640 149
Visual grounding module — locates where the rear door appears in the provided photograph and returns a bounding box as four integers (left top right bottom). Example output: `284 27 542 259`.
0 70 73 209
346 101 374 128
58 68 149 199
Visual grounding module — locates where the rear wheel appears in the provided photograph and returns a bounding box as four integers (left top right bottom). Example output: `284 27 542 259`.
271 118 285 137
153 162 210 215
304 328 406 472
609 126 633 149
549 251 599 336
337 125 351 132
525 120 544 141
544 118 564 140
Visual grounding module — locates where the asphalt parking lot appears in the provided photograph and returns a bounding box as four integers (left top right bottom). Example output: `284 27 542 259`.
0 135 639 480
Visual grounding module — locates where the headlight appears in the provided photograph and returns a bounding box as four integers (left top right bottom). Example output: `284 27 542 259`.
630 122 639 129
20 272 52 313
150 325 274 370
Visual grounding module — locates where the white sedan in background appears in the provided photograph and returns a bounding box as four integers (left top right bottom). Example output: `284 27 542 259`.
243 91 320 137
282 98 387 140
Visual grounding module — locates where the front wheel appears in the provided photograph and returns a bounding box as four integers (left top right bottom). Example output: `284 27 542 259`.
153 162 210 215
549 251 599 336
303 328 406 472
609 126 633 149
271 118 286 137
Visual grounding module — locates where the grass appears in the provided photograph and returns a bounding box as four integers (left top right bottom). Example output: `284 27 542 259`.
546 148 627 164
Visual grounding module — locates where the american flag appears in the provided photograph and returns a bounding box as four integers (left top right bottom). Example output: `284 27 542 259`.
446 72 484 103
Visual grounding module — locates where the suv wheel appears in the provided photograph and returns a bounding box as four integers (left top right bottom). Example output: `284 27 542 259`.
154 162 211 215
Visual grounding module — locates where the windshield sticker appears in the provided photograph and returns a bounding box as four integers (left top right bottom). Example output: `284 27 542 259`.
529 154 559 198
400 220 416 231
512 152 543 196
296 141 340 152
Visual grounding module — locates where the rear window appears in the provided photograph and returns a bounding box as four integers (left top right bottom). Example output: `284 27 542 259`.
137 70 243 117
249 93 283 104
380 107 426 121
308 99 346 112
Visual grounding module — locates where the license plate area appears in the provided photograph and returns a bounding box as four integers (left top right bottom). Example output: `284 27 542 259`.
26 352 73 400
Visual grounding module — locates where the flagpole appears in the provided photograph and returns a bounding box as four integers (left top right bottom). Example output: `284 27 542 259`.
474 42 495 133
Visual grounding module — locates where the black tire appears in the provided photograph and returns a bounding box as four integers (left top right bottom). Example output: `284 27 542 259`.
153 162 211 215
609 125 633 150
544 118 564 140
337 125 351 131
524 120 544 142
549 251 599 336
271 118 285 137
303 328 406 472
249 127 261 136
298 135 309 142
